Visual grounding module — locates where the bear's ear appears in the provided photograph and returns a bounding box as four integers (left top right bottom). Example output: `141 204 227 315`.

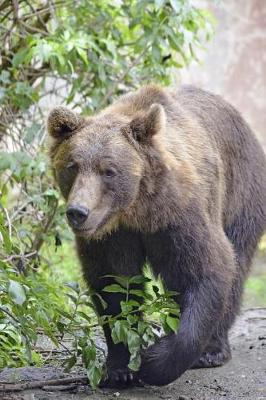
47 107 85 140
129 103 166 143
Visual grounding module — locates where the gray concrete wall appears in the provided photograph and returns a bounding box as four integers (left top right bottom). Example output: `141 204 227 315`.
179 0 266 150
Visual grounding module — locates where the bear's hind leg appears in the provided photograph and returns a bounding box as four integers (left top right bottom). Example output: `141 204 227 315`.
193 205 266 369
191 331 231 368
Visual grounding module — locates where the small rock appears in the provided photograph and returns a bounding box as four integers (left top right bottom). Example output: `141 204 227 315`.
113 392 120 397
178 396 189 400
258 336 266 340
249 345 254 349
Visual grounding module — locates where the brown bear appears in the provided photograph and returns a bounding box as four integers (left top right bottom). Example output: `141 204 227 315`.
48 85 266 387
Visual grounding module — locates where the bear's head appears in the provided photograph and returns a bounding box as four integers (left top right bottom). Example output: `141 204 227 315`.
48 103 167 238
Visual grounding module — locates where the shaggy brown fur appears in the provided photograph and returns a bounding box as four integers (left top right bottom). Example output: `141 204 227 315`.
48 85 266 387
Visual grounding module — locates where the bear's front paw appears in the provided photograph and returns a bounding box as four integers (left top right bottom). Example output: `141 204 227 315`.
100 367 140 388
138 335 179 386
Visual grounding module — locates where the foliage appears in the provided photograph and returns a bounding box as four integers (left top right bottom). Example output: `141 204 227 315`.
0 246 180 388
0 261 70 368
0 0 212 388
102 274 180 374
0 150 64 274
0 0 213 124
245 275 266 307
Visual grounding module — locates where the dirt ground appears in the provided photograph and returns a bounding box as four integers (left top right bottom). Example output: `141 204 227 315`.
1 308 265 400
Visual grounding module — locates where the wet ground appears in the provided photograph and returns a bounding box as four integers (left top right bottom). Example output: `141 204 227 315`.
1 308 265 400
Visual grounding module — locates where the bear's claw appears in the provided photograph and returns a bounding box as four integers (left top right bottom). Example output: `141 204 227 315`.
191 349 232 368
100 368 141 388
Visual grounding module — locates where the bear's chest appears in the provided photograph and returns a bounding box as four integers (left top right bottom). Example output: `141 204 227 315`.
142 228 184 290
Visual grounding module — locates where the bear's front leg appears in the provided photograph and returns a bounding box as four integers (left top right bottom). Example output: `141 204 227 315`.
76 229 145 388
139 229 236 386
95 289 138 388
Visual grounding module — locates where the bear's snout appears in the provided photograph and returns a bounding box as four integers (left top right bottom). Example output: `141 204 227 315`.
66 204 89 227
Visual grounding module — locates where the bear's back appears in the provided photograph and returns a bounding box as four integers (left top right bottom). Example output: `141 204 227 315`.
173 85 266 230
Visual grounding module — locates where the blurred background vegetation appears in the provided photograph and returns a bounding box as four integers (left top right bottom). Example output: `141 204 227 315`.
0 0 265 376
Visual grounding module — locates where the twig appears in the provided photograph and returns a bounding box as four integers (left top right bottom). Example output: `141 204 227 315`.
11 0 19 23
0 307 20 324
0 375 88 392
3 207 12 239
0 0 10 13
57 341 73 356
30 199 58 264
3 251 37 262
10 199 33 222
19 19 49 36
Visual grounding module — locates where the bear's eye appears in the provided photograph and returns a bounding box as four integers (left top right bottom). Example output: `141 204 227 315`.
103 168 116 178
66 161 77 170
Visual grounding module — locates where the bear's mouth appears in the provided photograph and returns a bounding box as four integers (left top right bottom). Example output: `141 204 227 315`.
72 226 97 237
71 211 113 238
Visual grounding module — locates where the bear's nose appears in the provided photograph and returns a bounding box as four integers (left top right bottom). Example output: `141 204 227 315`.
66 205 89 226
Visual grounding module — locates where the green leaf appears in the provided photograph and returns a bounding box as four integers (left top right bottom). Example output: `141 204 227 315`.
87 365 102 389
102 284 127 294
33 41 53 63
128 353 141 372
63 355 77 372
66 293 78 304
103 274 130 288
127 330 141 354
121 301 133 314
24 123 42 144
35 310 49 328
65 281 80 293
8 280 26 306
137 321 148 335
77 311 92 322
0 70 10 84
93 293 108 310
0 152 13 171
129 275 151 285
111 320 128 344
77 47 88 65
83 344 96 366
12 48 30 67
129 289 148 299
166 315 179 332
59 310 73 320
127 314 138 326
44 189 60 199
120 299 140 314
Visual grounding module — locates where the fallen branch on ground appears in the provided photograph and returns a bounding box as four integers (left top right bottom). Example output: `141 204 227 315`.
0 375 88 392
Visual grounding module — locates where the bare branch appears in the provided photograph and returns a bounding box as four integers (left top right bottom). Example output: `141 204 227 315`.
3 207 12 239
0 375 89 392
